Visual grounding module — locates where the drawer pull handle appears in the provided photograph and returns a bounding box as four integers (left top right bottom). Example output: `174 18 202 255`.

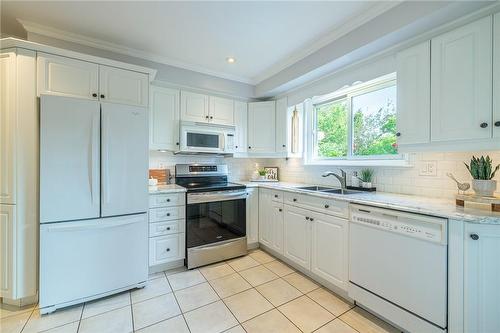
324 204 329 208
470 234 479 240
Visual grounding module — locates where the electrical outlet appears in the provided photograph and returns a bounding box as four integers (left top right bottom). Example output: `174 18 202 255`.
419 161 437 176
158 162 167 169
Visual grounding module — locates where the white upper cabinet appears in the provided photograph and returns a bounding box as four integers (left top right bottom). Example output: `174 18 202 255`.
209 96 234 125
431 16 493 142
37 52 99 100
149 86 180 151
0 52 16 205
396 41 431 145
248 101 276 153
275 97 288 153
180 91 209 123
99 65 149 107
234 101 248 153
494 12 500 138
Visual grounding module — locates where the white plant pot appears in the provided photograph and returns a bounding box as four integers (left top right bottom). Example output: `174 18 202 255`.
472 179 497 197
362 182 372 189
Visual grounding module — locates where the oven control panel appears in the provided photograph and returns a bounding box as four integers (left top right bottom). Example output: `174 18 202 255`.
350 205 447 244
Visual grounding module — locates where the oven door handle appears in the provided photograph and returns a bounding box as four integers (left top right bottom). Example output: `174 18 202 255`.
188 190 247 204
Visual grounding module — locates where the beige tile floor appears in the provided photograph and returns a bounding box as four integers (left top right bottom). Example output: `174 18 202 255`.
0 249 401 333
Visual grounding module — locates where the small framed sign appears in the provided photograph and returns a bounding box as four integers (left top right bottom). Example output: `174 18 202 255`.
264 167 279 181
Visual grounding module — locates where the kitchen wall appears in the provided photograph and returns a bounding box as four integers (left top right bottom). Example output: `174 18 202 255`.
150 151 500 200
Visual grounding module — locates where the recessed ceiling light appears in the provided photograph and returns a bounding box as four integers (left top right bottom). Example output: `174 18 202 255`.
226 57 236 64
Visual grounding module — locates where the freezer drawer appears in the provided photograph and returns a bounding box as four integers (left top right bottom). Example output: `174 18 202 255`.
39 214 148 310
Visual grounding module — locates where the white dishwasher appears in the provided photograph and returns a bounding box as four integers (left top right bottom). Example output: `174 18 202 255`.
349 204 447 333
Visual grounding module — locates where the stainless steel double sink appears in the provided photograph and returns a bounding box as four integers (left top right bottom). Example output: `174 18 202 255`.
296 186 361 195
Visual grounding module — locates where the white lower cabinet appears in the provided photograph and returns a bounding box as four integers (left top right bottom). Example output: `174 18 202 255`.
148 192 186 269
283 205 311 270
246 188 259 246
271 202 284 254
258 189 283 255
311 211 348 291
0 205 14 297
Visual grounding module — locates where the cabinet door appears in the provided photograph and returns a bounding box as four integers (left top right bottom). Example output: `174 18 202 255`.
246 188 259 245
149 233 185 266
431 16 493 142
0 52 16 204
396 41 431 145
180 91 209 122
209 96 234 125
494 13 500 138
271 202 284 254
234 101 248 153
283 205 311 270
99 65 149 107
0 204 14 298
311 212 348 291
258 189 272 247
248 101 276 153
37 52 99 100
464 223 500 333
149 86 180 151
275 98 288 153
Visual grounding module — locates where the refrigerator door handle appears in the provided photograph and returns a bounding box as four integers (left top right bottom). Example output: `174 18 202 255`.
44 216 142 232
102 112 111 206
90 113 100 207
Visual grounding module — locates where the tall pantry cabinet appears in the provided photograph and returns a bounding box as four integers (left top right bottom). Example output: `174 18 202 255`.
0 48 38 303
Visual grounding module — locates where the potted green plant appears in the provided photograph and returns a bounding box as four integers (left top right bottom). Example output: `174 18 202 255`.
359 168 374 189
258 169 267 180
464 155 499 197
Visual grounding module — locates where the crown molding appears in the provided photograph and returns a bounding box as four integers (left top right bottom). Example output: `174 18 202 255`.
18 19 255 84
250 1 402 84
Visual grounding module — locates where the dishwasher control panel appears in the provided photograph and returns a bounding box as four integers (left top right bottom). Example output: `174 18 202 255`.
350 205 447 244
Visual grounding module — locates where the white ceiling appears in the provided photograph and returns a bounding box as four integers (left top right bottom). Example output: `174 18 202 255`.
1 1 397 84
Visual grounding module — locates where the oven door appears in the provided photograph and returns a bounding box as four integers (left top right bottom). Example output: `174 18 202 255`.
180 127 224 153
186 190 246 248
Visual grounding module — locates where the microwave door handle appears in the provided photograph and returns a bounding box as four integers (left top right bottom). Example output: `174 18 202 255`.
220 134 225 151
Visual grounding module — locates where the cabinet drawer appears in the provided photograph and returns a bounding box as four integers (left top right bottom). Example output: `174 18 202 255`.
149 193 185 208
262 189 283 203
284 192 348 218
149 220 185 237
149 234 185 266
149 206 185 222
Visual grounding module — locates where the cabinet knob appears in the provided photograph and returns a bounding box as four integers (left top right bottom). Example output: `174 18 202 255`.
282 144 286 147
92 93 97 98
166 227 171 230
100 94 105 99
293 198 297 202
248 146 251 149
396 132 401 137
324 204 329 209
176 142 179 146
305 216 310 220
166 199 170 202
274 194 278 198
470 233 479 240
210 116 213 119
310 218 314 221
235 145 238 148
166 248 170 252
279 208 282 212
480 122 488 128
495 121 500 127
166 213 170 217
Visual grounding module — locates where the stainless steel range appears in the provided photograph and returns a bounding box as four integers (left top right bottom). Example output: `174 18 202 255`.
175 164 247 269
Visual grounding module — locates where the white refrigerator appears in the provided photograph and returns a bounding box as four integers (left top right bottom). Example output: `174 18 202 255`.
39 95 149 314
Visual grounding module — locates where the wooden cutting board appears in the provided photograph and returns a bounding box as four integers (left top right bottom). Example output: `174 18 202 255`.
149 169 170 185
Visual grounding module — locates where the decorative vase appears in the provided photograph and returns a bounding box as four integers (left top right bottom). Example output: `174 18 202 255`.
362 182 372 189
472 179 497 197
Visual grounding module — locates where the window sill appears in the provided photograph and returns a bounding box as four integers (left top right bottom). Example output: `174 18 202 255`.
304 158 411 168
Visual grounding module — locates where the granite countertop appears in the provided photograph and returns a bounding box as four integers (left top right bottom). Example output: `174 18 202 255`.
149 184 186 194
233 180 500 225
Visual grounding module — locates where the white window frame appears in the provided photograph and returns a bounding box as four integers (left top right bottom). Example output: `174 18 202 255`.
305 73 409 167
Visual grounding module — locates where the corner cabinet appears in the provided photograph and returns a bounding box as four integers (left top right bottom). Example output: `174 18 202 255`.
248 101 276 154
396 41 431 145
0 48 38 301
431 16 492 142
494 12 500 138
149 86 180 151
37 52 149 107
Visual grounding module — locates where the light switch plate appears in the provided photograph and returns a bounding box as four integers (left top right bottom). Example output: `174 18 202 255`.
419 161 437 176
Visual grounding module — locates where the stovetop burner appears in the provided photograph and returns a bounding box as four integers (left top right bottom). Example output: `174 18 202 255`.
174 164 246 193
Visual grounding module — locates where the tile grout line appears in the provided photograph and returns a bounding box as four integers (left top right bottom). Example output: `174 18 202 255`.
76 302 85 333
18 305 36 333
166 272 192 333
129 292 135 333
